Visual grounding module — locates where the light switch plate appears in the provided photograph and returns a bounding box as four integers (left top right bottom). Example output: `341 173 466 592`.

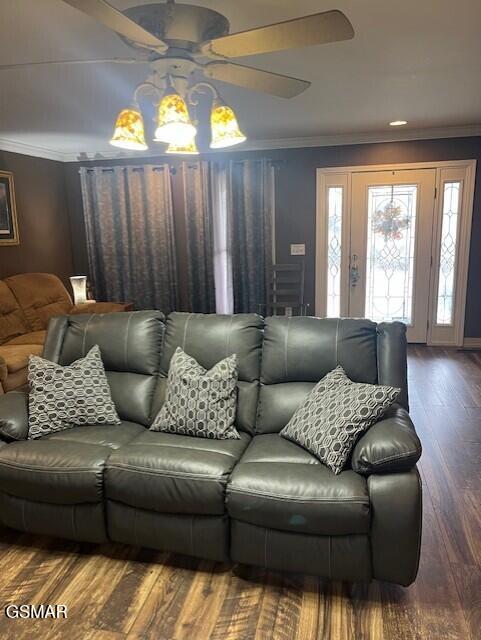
290 243 306 256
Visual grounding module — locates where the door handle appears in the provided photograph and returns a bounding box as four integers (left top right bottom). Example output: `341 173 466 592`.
350 254 359 287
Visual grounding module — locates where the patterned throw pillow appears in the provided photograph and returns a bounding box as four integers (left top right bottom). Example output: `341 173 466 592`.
28 345 120 439
151 347 240 440
280 366 400 474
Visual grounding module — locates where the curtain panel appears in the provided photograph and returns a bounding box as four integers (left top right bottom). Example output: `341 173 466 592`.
80 165 178 312
181 162 216 313
228 159 275 313
79 159 275 316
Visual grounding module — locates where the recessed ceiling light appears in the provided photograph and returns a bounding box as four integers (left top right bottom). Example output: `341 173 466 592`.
389 120 408 126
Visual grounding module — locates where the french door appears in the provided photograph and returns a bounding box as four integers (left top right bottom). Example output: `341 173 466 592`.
316 162 476 345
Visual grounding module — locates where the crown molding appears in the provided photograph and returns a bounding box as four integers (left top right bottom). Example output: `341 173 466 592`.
239 124 481 151
1 124 481 163
0 137 65 162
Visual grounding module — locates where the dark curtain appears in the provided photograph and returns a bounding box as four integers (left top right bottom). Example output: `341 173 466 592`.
79 159 275 315
228 159 275 313
80 165 178 312
181 161 216 313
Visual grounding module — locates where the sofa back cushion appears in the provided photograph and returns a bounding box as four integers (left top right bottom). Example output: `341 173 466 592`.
5 273 72 331
152 312 263 434
0 281 29 344
257 317 406 434
46 311 165 426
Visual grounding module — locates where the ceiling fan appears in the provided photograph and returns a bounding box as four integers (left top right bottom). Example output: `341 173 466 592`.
2 0 355 153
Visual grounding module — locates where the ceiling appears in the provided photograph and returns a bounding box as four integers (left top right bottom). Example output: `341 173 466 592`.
1 0 481 161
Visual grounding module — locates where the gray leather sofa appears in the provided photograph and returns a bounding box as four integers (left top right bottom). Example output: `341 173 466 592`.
0 311 422 585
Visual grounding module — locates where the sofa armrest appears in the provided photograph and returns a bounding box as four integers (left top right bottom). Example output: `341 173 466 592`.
0 390 29 442
0 355 7 385
0 356 8 383
352 404 421 475
368 468 422 585
71 302 132 314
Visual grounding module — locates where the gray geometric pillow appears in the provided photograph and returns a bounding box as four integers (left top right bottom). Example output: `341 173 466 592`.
150 347 240 440
280 366 400 474
28 345 120 440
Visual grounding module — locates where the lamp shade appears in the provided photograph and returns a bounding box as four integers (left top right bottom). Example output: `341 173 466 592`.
210 104 246 149
110 108 148 151
154 92 197 145
70 276 87 305
166 139 199 155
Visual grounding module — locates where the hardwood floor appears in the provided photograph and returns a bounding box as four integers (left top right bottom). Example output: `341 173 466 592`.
0 346 480 640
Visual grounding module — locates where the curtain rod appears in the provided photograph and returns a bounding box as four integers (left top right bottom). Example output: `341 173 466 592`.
80 166 171 173
78 158 285 175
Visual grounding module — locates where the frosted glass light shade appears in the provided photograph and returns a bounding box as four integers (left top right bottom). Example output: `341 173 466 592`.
210 104 246 149
70 276 87 305
110 108 148 151
166 139 199 155
154 92 196 145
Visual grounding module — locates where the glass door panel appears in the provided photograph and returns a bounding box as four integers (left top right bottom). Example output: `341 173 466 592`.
365 184 417 324
316 172 350 319
350 169 436 342
428 165 469 346
326 186 343 317
436 181 461 325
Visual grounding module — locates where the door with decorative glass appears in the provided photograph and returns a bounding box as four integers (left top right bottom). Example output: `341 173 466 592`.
316 162 476 345
349 170 435 342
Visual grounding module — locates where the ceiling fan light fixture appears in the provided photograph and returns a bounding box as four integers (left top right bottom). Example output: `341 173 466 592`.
166 139 200 155
41 3 356 152
210 103 246 149
154 91 197 145
110 107 148 151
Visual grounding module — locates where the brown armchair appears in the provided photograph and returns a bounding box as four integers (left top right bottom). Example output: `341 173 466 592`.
0 273 131 393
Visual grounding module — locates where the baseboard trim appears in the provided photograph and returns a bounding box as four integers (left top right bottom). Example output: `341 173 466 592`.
462 338 481 350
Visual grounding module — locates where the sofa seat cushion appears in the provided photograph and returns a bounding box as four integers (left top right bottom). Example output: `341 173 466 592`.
0 344 43 373
227 434 370 536
0 423 144 504
43 421 145 449
6 331 46 346
0 440 107 504
105 430 251 516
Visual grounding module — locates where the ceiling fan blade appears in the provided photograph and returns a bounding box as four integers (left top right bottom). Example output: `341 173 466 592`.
205 62 310 98
202 10 354 58
0 58 148 72
61 0 168 52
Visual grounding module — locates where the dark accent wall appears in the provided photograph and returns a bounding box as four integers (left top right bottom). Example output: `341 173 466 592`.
63 135 481 338
0 151 73 284
2 137 479 335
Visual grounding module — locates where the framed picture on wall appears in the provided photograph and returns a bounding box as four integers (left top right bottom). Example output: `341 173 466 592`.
0 170 20 246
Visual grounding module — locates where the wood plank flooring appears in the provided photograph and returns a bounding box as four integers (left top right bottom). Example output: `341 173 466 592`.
0 346 480 640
